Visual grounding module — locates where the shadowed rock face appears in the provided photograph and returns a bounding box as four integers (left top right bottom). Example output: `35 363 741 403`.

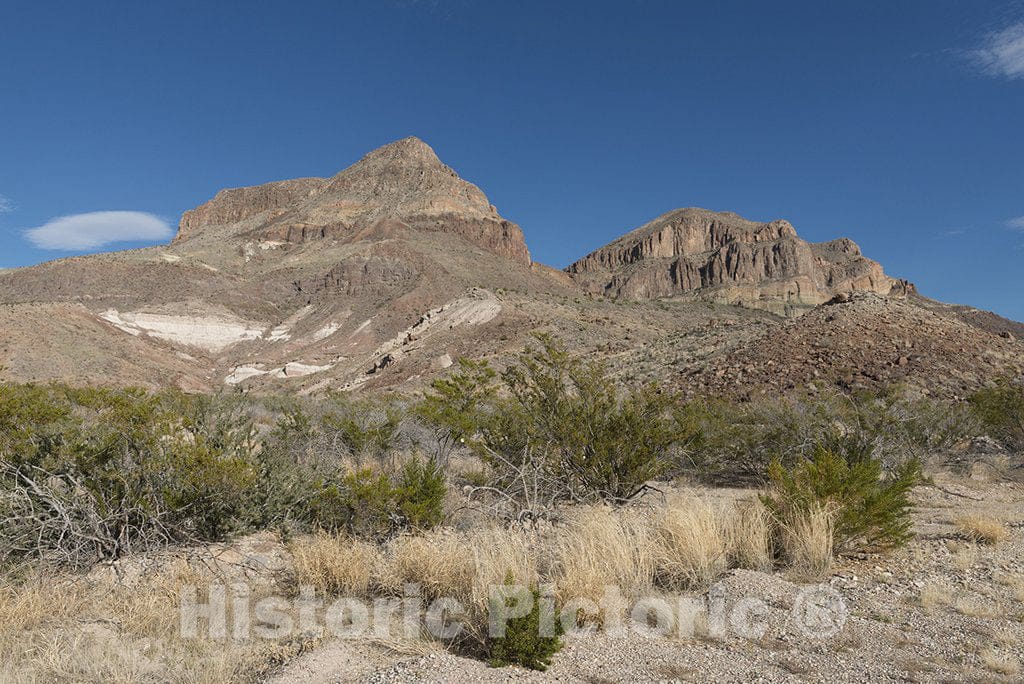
174 137 531 266
566 208 901 314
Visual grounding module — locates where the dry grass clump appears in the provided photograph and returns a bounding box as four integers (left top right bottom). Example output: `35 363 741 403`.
381 528 476 600
552 506 655 605
980 648 1020 676
778 503 834 579
919 582 953 613
651 493 730 589
463 526 539 613
727 499 773 571
0 567 303 684
291 533 382 596
954 596 1003 619
956 515 1010 546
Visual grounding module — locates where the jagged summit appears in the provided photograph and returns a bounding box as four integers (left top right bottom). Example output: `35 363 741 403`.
567 207 903 315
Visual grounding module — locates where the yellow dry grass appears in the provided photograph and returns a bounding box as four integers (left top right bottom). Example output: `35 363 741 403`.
291 533 381 596
779 503 834 580
919 582 953 613
0 565 303 684
955 515 1010 546
980 648 1020 676
651 493 730 590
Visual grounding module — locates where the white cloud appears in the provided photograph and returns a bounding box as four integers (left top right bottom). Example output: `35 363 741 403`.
975 22 1024 79
1007 216 1024 231
24 211 173 250
0 195 13 214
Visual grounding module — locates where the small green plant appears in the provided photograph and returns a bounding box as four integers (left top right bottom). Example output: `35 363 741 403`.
762 446 921 554
487 575 562 671
396 457 447 529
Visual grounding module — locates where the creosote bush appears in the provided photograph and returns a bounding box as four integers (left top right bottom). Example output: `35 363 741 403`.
418 334 686 512
762 446 921 555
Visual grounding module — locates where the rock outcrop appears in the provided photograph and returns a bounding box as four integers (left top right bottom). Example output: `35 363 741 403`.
567 208 903 315
174 137 532 266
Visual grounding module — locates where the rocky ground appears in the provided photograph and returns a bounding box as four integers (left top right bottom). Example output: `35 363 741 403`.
266 459 1024 683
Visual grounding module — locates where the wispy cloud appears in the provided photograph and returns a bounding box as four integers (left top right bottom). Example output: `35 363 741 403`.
974 21 1024 79
0 195 13 214
24 211 173 250
1007 216 1024 231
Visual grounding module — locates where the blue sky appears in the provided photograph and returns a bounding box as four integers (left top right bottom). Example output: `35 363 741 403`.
1 1 1023 319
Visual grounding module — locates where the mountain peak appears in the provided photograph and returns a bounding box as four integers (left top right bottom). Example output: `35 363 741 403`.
172 137 531 265
359 136 441 165
567 208 900 315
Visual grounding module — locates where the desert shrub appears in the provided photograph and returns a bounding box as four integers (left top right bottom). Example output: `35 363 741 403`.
321 397 403 464
331 458 447 539
0 385 260 569
762 446 920 555
396 457 447 529
465 335 682 509
487 576 562 671
415 359 496 463
683 389 976 481
970 380 1024 451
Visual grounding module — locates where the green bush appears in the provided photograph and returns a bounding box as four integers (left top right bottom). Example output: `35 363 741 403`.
333 459 447 539
396 457 447 529
682 389 977 482
480 334 681 504
322 398 402 462
415 359 496 462
762 446 921 554
0 385 259 568
487 577 562 671
970 380 1024 451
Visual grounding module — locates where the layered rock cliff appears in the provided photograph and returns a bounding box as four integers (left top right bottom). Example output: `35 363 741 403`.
566 208 905 315
174 137 531 266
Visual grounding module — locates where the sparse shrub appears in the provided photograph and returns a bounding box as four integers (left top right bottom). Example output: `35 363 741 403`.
970 380 1024 451
762 446 920 555
477 335 682 507
415 359 496 463
0 385 259 569
396 457 447 530
321 398 402 464
487 575 562 671
340 468 402 539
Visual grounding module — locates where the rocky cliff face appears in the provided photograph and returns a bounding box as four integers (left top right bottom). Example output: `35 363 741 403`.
566 208 903 315
174 137 531 266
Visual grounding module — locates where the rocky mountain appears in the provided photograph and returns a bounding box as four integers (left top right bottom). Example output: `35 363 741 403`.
0 137 1020 397
567 208 909 315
